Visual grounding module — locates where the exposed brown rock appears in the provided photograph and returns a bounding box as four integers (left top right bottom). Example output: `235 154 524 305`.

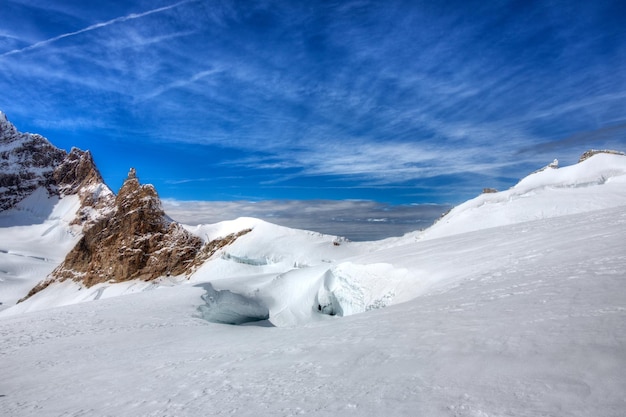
189 228 253 272
24 169 253 298
54 147 104 195
54 147 115 228
578 149 625 163
482 188 498 194
0 113 113 227
49 169 204 288
0 112 66 210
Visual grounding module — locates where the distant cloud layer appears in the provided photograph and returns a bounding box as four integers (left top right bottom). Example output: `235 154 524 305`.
1 0 625 205
162 199 450 241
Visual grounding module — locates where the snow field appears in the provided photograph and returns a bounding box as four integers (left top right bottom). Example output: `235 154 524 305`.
1 153 626 415
0 191 82 307
1 205 625 416
4 154 626 327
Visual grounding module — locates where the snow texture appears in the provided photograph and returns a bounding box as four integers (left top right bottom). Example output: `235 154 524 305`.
0 153 625 416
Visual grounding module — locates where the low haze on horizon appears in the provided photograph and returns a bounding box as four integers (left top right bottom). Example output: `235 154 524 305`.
1 1 625 212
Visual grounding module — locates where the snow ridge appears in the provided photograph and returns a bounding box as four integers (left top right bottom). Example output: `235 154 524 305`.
417 152 626 241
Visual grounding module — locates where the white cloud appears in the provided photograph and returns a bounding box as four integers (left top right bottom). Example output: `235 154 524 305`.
0 0 197 57
140 68 224 101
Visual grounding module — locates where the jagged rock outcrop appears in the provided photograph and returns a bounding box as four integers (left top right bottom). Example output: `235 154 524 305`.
0 111 66 210
54 147 115 228
49 168 204 287
578 149 625 163
2 112 253 302
0 112 113 226
530 158 559 175
54 147 104 195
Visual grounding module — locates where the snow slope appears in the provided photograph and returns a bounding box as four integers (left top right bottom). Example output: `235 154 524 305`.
3 153 626 327
1 215 364 316
181 153 626 326
0 204 624 416
0 189 82 308
418 153 626 241
1 152 625 416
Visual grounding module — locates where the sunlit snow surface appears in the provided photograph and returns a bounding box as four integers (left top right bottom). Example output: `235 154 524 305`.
1 154 625 416
0 190 82 306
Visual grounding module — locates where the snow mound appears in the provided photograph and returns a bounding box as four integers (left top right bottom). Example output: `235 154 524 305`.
315 263 406 317
194 260 408 327
419 152 626 241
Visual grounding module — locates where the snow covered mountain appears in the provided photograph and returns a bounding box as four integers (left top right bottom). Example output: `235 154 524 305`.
415 151 626 241
0 111 113 219
1 113 625 416
0 113 115 306
1 116 625 323
0 111 66 211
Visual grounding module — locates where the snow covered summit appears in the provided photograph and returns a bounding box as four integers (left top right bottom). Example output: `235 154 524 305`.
0 112 114 225
42 168 204 290
0 111 67 211
418 150 626 241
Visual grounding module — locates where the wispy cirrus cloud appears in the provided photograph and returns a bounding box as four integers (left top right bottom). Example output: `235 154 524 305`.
0 0 625 206
140 67 224 101
0 0 198 57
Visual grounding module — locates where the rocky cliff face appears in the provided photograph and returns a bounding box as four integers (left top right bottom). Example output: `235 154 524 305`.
54 147 115 228
2 112 250 301
22 168 251 300
0 112 114 226
48 168 204 287
0 111 67 210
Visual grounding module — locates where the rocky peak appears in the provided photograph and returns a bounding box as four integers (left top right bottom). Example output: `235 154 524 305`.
44 169 204 288
117 167 155 209
0 112 67 210
114 168 167 231
54 148 104 195
54 148 115 229
20 167 253 299
0 111 18 142
0 112 114 229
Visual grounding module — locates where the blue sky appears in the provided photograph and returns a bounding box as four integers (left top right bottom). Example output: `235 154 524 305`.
1 0 626 233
